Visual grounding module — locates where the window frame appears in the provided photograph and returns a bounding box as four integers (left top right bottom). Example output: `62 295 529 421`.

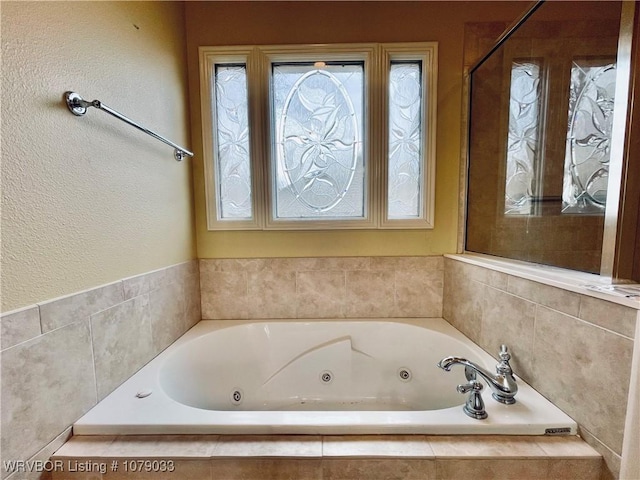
381 44 437 229
199 43 438 231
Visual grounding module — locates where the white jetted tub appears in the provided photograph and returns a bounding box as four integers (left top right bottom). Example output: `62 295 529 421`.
74 318 576 435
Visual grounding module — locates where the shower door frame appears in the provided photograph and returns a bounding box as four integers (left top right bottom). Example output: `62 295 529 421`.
459 0 640 283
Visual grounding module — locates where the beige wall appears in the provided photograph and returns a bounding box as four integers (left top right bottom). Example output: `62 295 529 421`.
185 1 527 259
1 1 195 312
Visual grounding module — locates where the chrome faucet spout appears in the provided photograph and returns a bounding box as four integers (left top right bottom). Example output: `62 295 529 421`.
437 346 518 405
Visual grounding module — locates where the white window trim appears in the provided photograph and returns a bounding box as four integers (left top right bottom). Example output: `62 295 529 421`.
199 46 265 230
199 43 438 231
381 44 438 229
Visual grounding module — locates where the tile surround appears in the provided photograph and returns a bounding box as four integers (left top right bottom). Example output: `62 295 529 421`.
0 260 200 480
212 459 322 480
0 305 41 350
4 253 637 479
443 255 638 479
1 321 96 478
200 256 444 320
322 458 436 480
39 282 125 333
213 435 322 457
4 427 73 480
480 287 536 381
90 295 155 400
532 306 633 453
51 434 601 480
322 435 433 458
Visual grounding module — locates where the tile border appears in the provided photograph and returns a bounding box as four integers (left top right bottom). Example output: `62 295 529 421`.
49 435 602 480
52 434 601 461
446 253 640 311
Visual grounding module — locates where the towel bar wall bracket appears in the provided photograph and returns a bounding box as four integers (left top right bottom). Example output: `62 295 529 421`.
64 91 193 162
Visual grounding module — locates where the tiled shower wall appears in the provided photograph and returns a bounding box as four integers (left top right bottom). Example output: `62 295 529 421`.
443 256 638 479
0 261 201 480
199 256 444 320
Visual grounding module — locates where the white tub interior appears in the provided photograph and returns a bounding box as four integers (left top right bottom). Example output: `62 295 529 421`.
74 318 577 436
159 320 485 412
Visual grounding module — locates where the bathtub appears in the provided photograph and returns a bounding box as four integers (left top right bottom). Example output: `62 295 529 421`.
74 318 576 435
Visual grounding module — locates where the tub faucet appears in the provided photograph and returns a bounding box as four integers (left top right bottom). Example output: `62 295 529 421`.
437 345 518 405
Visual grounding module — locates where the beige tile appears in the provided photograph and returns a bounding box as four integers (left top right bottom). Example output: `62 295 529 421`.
212 435 321 457
346 271 395 317
1 322 96 477
106 435 217 458
578 428 621 480
167 261 199 281
306 257 370 271
266 257 317 272
39 282 124 332
184 273 202 328
104 460 211 480
296 271 346 318
200 271 247 320
323 435 433 458
143 262 190 292
460 260 509 290
395 271 443 317
200 270 246 297
547 458 602 479
435 459 549 480
532 307 633 455
6 427 73 480
534 436 601 458
247 271 297 319
148 282 187 352
212 458 321 480
52 462 103 480
122 274 150 301
578 296 638 339
90 295 154 400
54 436 116 457
443 260 483 341
506 276 581 317
203 258 270 272
1 305 41 350
427 436 546 458
146 267 173 292
370 256 443 277
480 288 536 381
323 458 435 480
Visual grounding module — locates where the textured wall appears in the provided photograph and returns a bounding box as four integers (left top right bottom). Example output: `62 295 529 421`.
185 1 527 259
0 1 195 311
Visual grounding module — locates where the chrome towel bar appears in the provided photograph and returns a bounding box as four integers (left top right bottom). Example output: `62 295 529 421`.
64 91 194 162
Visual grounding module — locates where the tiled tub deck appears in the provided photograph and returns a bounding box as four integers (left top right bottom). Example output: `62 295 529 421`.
50 434 602 480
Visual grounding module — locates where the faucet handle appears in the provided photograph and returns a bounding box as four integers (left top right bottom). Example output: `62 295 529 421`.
496 345 513 375
457 380 488 420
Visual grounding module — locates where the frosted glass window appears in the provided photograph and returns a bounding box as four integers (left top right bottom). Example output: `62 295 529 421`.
388 61 423 219
201 44 437 230
272 63 365 220
213 64 253 219
562 60 616 214
504 61 542 215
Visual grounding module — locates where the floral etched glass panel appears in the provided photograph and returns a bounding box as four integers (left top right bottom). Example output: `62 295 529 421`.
562 59 616 214
388 61 423 219
272 63 364 219
504 61 542 215
213 64 252 219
